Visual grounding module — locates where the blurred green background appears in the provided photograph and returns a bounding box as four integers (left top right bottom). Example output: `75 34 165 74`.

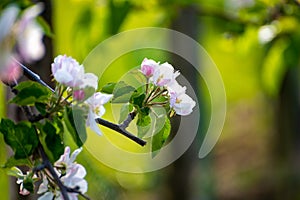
1 0 300 199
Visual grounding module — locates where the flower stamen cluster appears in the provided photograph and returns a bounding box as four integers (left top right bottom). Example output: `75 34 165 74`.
140 58 196 116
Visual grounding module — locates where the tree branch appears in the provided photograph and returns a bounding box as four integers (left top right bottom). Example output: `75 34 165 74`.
96 117 146 146
37 143 70 200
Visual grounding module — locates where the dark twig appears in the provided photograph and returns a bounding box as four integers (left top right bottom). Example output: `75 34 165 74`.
12 57 55 93
37 143 70 200
119 111 137 129
96 118 146 146
66 187 91 200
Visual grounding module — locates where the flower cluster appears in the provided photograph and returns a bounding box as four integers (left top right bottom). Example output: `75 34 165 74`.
15 147 87 200
141 58 196 116
0 3 45 82
38 147 87 200
51 55 112 135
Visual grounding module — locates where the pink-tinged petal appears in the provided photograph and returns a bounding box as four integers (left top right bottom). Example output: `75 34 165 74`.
69 147 83 164
0 57 22 83
73 90 85 101
141 58 159 77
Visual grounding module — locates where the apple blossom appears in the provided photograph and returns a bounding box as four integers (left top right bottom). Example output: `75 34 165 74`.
38 146 88 200
141 58 159 77
85 92 113 135
152 62 180 86
51 55 85 88
17 3 45 62
169 92 196 116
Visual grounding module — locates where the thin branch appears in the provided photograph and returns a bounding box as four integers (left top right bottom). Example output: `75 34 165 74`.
37 143 70 200
12 57 55 93
119 111 137 129
66 187 91 200
96 118 146 146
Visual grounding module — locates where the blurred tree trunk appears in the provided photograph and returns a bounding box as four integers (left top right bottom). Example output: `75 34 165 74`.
274 66 300 200
163 5 216 200
7 0 53 199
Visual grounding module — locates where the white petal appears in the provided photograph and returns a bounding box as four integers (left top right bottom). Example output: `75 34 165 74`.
86 110 102 136
0 6 19 42
69 147 82 163
81 73 98 90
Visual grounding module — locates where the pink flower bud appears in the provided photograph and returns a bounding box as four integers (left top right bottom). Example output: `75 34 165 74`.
141 58 159 77
73 90 85 101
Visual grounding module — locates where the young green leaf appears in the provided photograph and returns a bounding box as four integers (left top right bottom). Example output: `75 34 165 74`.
63 106 87 147
151 116 171 157
136 113 151 138
2 157 31 168
112 81 136 103
101 82 116 94
118 103 133 124
0 119 38 159
10 81 51 106
41 121 64 162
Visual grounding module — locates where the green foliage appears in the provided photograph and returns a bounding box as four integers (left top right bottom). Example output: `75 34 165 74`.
0 119 38 159
64 106 87 147
36 16 54 38
151 116 171 157
41 121 64 162
112 81 136 103
107 0 132 35
2 156 31 168
10 81 51 106
136 113 151 138
23 177 34 192
101 82 116 94
118 103 133 124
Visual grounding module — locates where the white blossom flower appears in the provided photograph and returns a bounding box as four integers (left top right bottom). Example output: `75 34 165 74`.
141 58 159 77
15 169 37 196
51 55 99 100
85 92 113 135
38 146 88 200
167 80 195 116
51 55 85 87
152 62 180 86
17 3 45 62
0 3 45 81
169 92 196 116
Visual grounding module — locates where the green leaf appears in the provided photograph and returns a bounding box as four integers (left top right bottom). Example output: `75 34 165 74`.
2 156 31 168
35 102 47 115
64 106 87 147
108 0 132 35
118 103 133 124
151 116 171 157
0 119 38 159
41 121 64 162
36 16 54 38
10 81 51 106
112 81 136 103
131 93 146 108
101 82 116 94
136 113 151 138
23 177 34 193
6 167 23 178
